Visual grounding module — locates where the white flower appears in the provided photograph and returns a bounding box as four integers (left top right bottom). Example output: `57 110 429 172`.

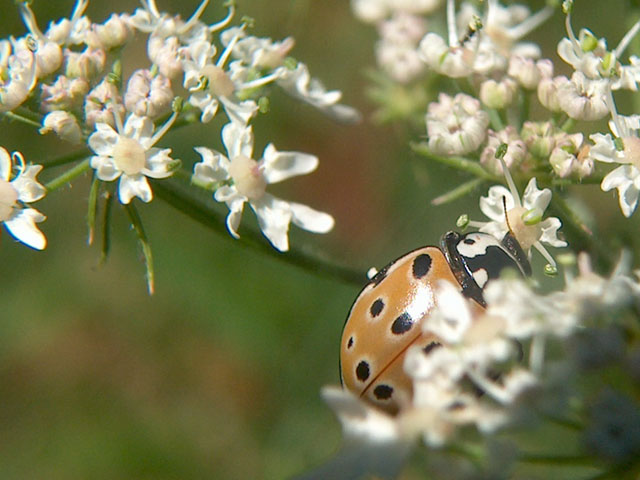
193 123 334 251
276 63 361 123
557 72 610 121
588 116 640 217
376 40 425 83
0 41 37 112
508 56 551 90
180 37 261 124
426 93 489 156
476 176 567 267
0 148 46 250
88 112 178 204
84 79 125 129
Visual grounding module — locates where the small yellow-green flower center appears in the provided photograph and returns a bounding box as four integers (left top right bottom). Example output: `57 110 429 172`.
113 136 146 175
506 205 542 251
0 179 18 221
228 155 266 200
202 64 235 98
622 136 640 169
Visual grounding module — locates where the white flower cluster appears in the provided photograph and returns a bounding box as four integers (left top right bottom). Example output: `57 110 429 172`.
324 252 640 458
1 0 358 251
351 0 640 220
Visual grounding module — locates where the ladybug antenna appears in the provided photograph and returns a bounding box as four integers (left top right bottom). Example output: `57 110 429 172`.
502 194 514 234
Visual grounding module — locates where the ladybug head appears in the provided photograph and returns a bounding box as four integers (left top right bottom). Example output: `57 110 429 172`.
441 231 532 306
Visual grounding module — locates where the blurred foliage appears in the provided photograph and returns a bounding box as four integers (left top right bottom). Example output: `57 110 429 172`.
0 0 639 479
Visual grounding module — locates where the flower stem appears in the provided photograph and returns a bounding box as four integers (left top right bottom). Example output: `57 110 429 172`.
124 202 155 295
411 142 496 180
44 158 91 192
151 178 365 286
431 177 486 205
1 111 42 129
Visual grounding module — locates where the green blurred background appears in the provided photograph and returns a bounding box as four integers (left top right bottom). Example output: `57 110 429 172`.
0 1 637 479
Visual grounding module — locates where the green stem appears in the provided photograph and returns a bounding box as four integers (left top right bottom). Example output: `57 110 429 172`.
411 142 496 181
487 108 505 131
1 111 42 129
518 454 596 466
44 158 91 192
41 148 91 168
124 202 155 295
431 177 486 205
151 179 365 286
100 191 113 265
561 117 576 133
87 174 100 245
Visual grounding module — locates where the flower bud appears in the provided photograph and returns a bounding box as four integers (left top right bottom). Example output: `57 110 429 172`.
124 69 173 118
41 75 89 112
65 47 106 80
94 14 133 50
84 79 125 128
479 78 517 109
40 110 82 144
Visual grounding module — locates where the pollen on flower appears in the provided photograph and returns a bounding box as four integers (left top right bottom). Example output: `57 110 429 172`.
622 136 640 168
506 205 542 251
201 64 235 98
0 180 18 221
228 154 267 200
113 137 146 175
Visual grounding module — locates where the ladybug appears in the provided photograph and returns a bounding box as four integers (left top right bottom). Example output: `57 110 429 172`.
340 231 531 414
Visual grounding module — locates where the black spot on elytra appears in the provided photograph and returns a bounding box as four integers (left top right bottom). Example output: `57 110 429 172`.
463 238 475 245
391 312 413 335
373 384 393 400
347 336 354 349
370 298 384 317
412 253 432 279
423 341 442 354
356 361 370 381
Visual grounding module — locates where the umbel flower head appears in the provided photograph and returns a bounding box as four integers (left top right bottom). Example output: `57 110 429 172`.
193 122 334 251
0 147 46 250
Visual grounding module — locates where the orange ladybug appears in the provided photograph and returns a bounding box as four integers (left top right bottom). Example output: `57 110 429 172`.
340 231 531 414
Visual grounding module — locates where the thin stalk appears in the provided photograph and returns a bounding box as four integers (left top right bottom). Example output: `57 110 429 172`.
44 158 91 192
1 111 42 129
431 177 486 205
124 202 155 295
411 142 496 180
100 191 113 265
40 148 91 168
151 178 365 286
87 174 100 245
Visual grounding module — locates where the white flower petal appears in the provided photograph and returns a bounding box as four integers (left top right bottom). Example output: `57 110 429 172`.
222 122 254 160
12 165 45 203
118 174 152 204
142 148 174 179
224 196 245 238
123 113 154 146
90 155 121 181
0 147 11 181
539 217 568 247
522 178 551 212
479 185 513 222
4 207 46 250
220 97 258 126
193 147 230 184
88 123 119 155
262 144 318 184
250 194 292 251
289 201 334 233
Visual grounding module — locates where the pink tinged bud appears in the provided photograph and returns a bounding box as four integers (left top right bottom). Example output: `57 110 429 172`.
65 47 106 80
94 14 132 50
228 155 267 200
521 121 557 158
40 110 83 144
84 80 125 128
34 41 62 77
0 180 18 221
480 126 527 175
125 69 173 118
537 75 568 112
41 75 89 112
479 78 517 109
148 35 182 78
508 56 547 90
557 73 610 121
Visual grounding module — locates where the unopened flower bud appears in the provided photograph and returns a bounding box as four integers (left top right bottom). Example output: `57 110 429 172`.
124 69 173 118
41 75 89 112
479 78 517 109
40 110 82 144
65 47 106 80
95 14 133 50
84 79 125 128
